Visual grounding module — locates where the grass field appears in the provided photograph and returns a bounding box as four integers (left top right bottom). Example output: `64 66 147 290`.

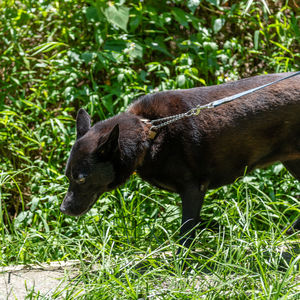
1 0 300 298
2 168 300 298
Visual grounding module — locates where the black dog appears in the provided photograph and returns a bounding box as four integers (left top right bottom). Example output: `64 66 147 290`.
60 73 300 247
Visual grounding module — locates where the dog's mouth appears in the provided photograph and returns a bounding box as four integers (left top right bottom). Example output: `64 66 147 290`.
60 193 100 217
77 193 100 216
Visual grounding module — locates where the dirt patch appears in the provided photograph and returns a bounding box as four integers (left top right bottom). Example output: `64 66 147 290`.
0 261 83 299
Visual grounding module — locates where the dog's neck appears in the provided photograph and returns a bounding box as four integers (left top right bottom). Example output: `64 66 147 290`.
106 113 154 187
132 117 158 169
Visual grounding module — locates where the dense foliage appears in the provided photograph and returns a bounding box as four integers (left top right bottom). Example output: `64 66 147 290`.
0 0 299 298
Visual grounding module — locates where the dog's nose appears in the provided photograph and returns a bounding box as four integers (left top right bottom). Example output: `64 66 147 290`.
60 202 78 216
60 204 67 214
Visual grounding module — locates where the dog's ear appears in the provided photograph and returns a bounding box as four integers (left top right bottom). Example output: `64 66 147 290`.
97 124 119 157
76 108 91 139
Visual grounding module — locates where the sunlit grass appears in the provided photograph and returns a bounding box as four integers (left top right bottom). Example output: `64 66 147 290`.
1 168 299 298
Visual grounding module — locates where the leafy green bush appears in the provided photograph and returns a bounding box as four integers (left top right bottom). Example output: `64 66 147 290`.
1 0 299 217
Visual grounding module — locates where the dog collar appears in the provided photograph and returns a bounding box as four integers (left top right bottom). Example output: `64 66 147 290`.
140 118 157 140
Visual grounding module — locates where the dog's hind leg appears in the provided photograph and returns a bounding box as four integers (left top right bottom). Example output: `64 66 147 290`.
282 160 300 234
178 182 208 249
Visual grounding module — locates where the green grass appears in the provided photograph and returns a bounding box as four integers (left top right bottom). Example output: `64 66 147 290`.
1 167 300 298
1 0 300 298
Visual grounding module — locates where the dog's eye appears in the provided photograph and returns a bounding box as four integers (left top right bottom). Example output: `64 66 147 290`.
78 177 86 184
76 174 87 184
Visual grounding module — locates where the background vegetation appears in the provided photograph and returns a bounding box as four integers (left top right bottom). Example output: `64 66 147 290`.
0 0 299 298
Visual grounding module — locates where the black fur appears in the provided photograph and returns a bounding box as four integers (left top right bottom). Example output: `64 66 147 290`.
60 73 300 245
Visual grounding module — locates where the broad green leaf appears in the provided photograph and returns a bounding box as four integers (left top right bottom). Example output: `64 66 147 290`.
104 40 127 52
187 0 201 14
290 15 300 41
127 43 143 59
203 41 218 51
85 6 99 22
177 74 186 87
81 52 95 64
145 38 173 57
104 5 130 32
172 7 189 28
101 95 114 114
213 18 225 33
129 11 142 32
207 0 220 6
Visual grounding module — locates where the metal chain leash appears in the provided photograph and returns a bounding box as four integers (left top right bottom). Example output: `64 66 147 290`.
150 102 213 130
149 71 300 131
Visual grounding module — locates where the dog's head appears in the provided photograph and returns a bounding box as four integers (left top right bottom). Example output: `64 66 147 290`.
60 109 120 216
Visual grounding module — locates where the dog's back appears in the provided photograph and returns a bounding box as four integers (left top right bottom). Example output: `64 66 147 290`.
129 73 300 190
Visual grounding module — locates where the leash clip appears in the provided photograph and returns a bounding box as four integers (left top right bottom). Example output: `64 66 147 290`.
140 118 157 140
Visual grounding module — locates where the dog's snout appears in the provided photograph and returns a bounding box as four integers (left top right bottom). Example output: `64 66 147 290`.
60 201 78 216
60 190 100 216
60 191 75 216
60 204 67 214
60 200 72 215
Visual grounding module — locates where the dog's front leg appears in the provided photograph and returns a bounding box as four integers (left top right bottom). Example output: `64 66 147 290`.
178 182 208 249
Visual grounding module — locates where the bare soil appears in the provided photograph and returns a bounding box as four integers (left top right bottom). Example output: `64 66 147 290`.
0 261 83 299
